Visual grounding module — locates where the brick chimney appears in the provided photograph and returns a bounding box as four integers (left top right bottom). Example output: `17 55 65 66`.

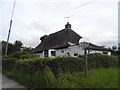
65 22 71 29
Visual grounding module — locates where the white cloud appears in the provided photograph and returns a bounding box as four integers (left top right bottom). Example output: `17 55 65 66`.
1 0 118 48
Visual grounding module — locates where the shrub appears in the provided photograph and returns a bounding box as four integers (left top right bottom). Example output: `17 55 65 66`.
20 54 39 59
8 51 30 59
5 67 58 88
2 54 118 88
45 57 85 76
2 57 18 71
88 53 118 69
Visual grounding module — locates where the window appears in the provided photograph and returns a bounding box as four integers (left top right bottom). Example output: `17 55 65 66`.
74 53 78 56
51 51 56 56
67 52 69 55
44 50 48 57
103 52 108 54
61 50 64 53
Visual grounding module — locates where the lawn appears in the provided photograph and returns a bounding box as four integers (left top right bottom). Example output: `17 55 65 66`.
57 68 118 88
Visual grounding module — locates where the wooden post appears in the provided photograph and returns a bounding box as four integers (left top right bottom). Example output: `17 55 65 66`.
84 48 88 77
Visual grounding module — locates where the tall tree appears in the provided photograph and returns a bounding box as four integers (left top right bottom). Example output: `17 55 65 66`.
2 41 14 55
22 46 33 52
13 40 23 52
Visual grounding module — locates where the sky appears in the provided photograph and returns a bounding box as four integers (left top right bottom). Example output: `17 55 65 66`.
0 0 119 48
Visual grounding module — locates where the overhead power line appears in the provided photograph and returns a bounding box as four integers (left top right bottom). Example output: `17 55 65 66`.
17 0 96 30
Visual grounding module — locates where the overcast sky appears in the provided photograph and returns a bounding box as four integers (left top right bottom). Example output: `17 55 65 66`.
0 0 119 48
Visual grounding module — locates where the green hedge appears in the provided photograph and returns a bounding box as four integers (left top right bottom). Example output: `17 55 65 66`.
3 57 84 75
2 57 18 71
3 53 118 75
2 53 118 88
4 51 30 59
5 67 58 88
20 54 39 59
88 53 118 69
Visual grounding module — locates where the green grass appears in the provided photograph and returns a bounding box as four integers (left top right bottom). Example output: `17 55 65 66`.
57 68 118 88
4 68 118 88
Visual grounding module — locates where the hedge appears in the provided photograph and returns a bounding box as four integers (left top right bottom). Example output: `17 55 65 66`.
88 53 118 69
3 53 118 75
2 53 118 88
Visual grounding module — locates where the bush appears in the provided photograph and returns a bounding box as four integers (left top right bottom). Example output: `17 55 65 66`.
8 51 30 59
88 53 118 69
5 67 58 88
2 54 118 88
20 54 39 59
2 57 18 71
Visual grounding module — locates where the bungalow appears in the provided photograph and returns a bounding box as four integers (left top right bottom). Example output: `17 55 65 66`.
32 22 112 58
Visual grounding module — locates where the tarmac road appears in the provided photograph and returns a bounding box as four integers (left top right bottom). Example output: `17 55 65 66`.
2 73 26 89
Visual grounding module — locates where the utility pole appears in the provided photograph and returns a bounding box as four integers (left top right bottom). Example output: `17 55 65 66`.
5 20 12 56
5 0 16 56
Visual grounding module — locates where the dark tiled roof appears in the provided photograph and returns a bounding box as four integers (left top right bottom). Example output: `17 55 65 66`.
32 22 82 53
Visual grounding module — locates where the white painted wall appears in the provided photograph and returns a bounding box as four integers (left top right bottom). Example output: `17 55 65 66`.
56 45 84 57
35 45 111 58
35 51 44 58
89 50 103 54
89 50 111 55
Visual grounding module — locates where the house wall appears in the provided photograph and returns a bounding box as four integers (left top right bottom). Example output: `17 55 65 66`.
35 45 111 58
35 45 84 58
56 45 84 57
35 51 44 58
89 50 111 55
89 50 103 54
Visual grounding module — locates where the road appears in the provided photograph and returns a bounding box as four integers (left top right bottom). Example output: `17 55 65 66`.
2 73 26 89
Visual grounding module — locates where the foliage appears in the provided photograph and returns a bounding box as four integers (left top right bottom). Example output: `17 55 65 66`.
20 54 39 59
2 53 118 88
4 67 58 88
13 40 23 51
3 53 118 75
57 68 118 88
87 53 118 69
78 54 84 58
2 57 18 71
4 67 118 88
8 51 30 59
1 40 33 56
22 46 33 52
2 41 14 55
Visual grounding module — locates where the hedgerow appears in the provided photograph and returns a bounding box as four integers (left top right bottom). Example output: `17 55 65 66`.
2 52 118 88
3 53 118 75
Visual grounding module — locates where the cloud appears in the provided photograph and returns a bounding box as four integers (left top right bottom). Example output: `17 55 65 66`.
1 0 118 48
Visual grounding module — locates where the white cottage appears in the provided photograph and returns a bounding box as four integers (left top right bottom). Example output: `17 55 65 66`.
32 22 112 58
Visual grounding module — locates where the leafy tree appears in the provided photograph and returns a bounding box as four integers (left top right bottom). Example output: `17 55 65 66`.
22 46 33 52
13 40 23 52
1 40 34 56
2 41 14 55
